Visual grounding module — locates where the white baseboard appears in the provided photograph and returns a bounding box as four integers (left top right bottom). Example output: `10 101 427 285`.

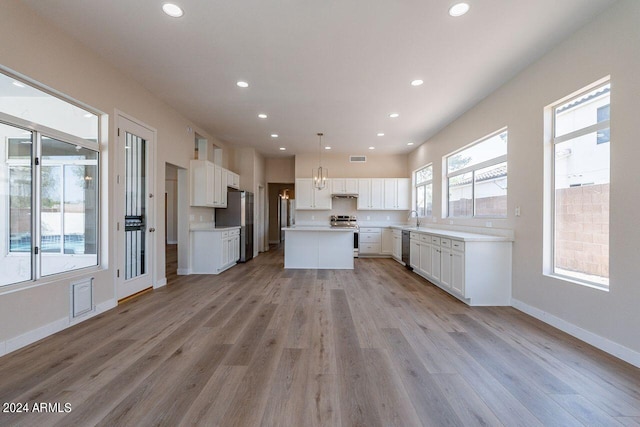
177 268 191 275
511 298 640 368
0 298 117 358
155 277 167 288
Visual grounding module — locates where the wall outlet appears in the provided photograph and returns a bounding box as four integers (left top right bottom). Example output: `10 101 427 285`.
199 215 203 221
486 221 493 228
386 216 390 221
367 215 371 220
311 215 315 220
189 214 194 221
211 214 215 221
449 220 453 225
515 206 521 217
433 217 437 223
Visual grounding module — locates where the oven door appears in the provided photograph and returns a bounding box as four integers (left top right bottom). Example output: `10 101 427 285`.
353 231 359 258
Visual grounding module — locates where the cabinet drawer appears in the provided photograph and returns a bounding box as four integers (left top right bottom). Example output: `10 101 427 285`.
359 227 380 234
419 234 430 244
431 236 441 245
392 229 402 237
360 242 381 254
451 240 465 251
360 232 380 243
229 229 240 236
440 238 451 248
410 232 420 240
222 231 229 238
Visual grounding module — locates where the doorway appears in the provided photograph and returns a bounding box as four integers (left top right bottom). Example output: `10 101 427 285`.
268 183 295 244
116 113 156 301
165 163 180 281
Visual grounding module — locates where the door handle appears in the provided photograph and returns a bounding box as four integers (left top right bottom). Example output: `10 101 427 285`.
149 227 156 232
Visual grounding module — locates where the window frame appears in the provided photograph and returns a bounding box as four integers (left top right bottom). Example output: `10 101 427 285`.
0 71 102 289
547 79 610 290
414 164 433 218
445 128 508 219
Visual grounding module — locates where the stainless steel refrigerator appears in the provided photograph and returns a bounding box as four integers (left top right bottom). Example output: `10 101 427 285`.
215 191 254 262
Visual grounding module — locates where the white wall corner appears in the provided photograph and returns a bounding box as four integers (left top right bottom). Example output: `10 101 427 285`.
177 268 191 275
155 277 168 288
511 299 640 369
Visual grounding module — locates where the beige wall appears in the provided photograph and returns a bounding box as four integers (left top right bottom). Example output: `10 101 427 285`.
0 0 227 344
408 0 640 359
295 153 409 178
265 157 295 183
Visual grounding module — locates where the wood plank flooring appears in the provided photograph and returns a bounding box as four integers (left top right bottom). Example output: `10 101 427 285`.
1 245 639 426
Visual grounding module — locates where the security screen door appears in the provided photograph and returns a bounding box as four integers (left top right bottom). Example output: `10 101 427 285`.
117 115 155 300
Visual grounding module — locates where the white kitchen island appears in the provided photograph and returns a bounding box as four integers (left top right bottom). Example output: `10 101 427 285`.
282 226 354 269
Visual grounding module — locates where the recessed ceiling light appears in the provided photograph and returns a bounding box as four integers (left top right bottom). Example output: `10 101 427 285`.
368 146 375 150
258 113 267 119
411 79 424 86
449 2 470 17
377 133 385 137
279 147 286 151
12 81 26 88
407 142 414 146
271 134 278 138
389 113 399 118
162 3 184 17
325 146 331 150
236 81 249 88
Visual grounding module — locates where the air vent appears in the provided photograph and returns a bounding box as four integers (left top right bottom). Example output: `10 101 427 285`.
350 155 366 163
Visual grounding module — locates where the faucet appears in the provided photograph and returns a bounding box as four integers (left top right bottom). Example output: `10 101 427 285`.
409 210 420 228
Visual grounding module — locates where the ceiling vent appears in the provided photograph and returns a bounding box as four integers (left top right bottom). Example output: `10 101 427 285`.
350 155 366 163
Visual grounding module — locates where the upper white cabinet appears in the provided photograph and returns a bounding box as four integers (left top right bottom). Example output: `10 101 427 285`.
295 178 332 210
190 160 234 208
384 178 410 210
227 170 240 189
357 178 384 210
332 178 358 194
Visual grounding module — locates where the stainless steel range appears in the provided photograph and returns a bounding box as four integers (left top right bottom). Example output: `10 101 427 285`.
330 215 359 257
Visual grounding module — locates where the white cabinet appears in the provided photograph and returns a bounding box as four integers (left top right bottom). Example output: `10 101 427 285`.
359 227 381 255
381 228 393 255
383 178 411 210
408 230 511 306
391 229 402 261
227 170 240 189
190 160 231 208
190 228 240 274
357 179 384 210
295 179 332 210
331 178 358 194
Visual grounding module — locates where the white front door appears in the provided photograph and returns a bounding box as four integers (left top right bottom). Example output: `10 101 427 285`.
117 115 155 300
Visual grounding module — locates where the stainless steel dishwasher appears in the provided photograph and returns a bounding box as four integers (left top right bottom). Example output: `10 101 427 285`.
402 230 412 270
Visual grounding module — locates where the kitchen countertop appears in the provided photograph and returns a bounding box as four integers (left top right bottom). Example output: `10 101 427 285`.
282 226 355 232
399 226 512 242
190 224 241 232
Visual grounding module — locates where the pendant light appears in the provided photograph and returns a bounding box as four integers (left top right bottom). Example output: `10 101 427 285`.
313 133 328 190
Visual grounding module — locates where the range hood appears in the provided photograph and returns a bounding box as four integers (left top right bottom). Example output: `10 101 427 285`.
331 193 358 199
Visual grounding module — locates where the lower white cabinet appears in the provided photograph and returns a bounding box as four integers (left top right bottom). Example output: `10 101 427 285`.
391 229 402 261
409 230 511 306
359 227 382 255
190 228 240 274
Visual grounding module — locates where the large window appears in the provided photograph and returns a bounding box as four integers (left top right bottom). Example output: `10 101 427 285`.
446 129 508 218
550 81 610 288
1 70 99 287
415 164 432 217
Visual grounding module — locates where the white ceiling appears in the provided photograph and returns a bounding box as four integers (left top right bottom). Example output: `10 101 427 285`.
22 0 616 156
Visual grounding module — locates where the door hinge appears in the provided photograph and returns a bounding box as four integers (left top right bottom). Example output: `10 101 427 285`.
117 175 120 184
34 157 40 166
117 269 120 278
34 246 39 255
117 222 120 231
118 128 120 137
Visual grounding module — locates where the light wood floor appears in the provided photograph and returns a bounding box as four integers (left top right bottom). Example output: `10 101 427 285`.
1 245 639 426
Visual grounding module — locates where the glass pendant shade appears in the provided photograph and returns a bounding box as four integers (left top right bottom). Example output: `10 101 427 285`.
313 132 328 190
313 166 328 190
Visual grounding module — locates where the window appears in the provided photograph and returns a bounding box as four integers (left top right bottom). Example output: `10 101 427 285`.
414 164 432 217
1 70 100 287
550 81 610 288
445 129 507 218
